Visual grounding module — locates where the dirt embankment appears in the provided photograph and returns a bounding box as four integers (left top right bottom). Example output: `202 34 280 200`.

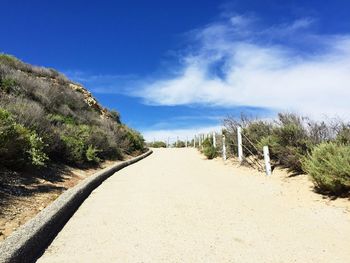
0 160 122 242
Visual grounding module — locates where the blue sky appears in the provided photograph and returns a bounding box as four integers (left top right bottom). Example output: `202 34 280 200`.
1 0 350 141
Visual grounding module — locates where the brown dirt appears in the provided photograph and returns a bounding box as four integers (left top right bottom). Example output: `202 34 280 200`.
0 159 123 242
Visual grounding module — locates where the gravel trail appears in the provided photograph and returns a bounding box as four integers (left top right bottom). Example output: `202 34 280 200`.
38 148 350 263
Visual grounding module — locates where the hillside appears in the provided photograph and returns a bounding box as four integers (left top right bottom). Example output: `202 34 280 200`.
0 54 145 168
0 54 146 240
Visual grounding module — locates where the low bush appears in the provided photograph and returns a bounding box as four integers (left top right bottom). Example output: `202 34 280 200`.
0 77 17 93
302 142 350 195
49 114 76 125
243 121 272 155
149 141 167 148
336 125 350 145
27 132 49 167
267 114 312 173
60 124 90 164
85 145 101 163
0 108 31 167
0 108 48 168
0 53 69 82
175 140 186 148
202 138 218 159
109 110 121 124
123 128 145 154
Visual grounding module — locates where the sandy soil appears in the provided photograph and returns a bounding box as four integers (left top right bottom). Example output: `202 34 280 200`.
38 148 350 263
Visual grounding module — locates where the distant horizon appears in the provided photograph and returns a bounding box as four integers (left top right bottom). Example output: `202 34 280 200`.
2 0 349 141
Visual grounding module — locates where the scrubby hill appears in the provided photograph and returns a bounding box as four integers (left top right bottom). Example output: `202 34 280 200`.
0 54 145 169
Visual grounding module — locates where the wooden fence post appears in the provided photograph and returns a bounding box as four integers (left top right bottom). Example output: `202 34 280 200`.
213 132 216 148
222 134 227 161
263 146 272 176
237 127 243 163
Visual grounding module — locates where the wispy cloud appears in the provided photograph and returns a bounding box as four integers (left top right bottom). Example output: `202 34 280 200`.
133 15 350 119
64 70 140 94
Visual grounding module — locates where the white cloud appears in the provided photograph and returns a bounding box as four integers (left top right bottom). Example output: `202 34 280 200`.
64 71 139 94
288 18 314 31
134 16 350 120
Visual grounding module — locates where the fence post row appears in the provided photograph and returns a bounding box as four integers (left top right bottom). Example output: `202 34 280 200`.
188 130 272 176
237 127 243 163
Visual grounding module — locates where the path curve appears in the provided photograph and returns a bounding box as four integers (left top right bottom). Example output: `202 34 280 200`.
38 148 350 263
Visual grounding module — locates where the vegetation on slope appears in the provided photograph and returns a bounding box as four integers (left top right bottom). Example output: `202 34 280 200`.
0 54 145 170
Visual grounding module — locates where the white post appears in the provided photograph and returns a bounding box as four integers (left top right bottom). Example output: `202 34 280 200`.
194 135 196 147
186 136 188 148
176 136 179 147
222 134 227 161
199 135 201 147
263 146 272 176
212 132 216 148
237 127 243 163
167 137 170 148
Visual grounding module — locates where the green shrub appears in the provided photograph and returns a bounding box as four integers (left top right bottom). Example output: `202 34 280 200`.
203 145 218 159
86 145 101 163
302 142 350 195
86 125 122 160
175 141 186 148
242 121 272 155
0 54 21 68
0 108 31 167
257 135 279 159
254 114 313 173
149 141 167 148
49 114 76 125
27 132 49 167
59 124 123 164
109 110 121 124
336 125 350 145
0 77 17 93
60 124 90 164
273 114 313 172
0 108 48 168
202 138 218 159
124 128 145 153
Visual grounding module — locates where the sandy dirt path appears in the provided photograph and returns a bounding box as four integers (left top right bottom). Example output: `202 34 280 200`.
38 148 350 263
